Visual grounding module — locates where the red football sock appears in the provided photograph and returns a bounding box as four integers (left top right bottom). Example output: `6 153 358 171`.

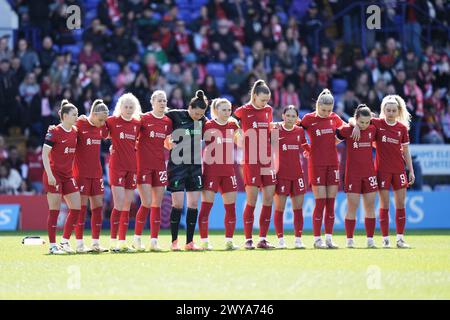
134 205 150 236
150 207 161 238
293 209 303 237
224 203 236 238
274 210 284 238
396 208 406 235
345 218 356 238
243 204 255 239
324 198 335 234
62 209 80 239
313 198 326 236
110 208 120 239
75 205 87 240
379 208 390 237
365 217 376 238
198 202 213 239
91 207 103 240
47 210 59 243
259 205 272 238
118 210 130 241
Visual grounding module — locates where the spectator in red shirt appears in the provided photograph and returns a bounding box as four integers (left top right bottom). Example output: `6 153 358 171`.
78 42 103 69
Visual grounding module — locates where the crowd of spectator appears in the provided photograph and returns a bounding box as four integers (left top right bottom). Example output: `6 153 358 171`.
0 0 449 194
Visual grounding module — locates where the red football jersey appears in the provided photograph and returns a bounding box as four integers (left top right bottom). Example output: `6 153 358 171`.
337 124 377 177
44 124 77 178
73 119 108 178
233 103 273 166
26 150 43 182
106 116 141 172
372 118 409 174
202 119 239 177
274 124 308 179
137 112 173 171
301 112 344 166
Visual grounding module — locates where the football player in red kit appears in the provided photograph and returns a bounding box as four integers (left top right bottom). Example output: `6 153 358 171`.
351 95 414 248
73 99 109 253
133 90 172 252
42 100 81 254
336 105 378 248
232 80 277 250
198 98 240 250
300 89 346 249
272 105 310 249
107 93 142 252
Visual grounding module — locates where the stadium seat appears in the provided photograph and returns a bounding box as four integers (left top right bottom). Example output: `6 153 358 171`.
61 44 81 61
206 63 226 78
214 76 226 91
104 61 121 80
332 78 348 95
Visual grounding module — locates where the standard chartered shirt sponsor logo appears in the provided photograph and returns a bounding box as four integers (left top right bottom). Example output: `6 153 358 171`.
150 131 166 139
86 138 101 145
353 142 371 148
282 144 299 151
381 135 399 144
119 132 136 140
64 147 76 154
316 128 334 136
252 122 269 129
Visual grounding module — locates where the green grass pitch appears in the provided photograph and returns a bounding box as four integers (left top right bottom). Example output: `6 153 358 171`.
1 230 449 299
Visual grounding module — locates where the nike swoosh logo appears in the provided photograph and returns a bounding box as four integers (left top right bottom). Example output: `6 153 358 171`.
147 124 153 127
116 125 122 127
248 115 255 118
82 131 88 134
61 140 67 143
279 137 285 140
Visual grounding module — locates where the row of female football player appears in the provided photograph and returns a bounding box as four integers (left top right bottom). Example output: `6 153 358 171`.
42 79 414 254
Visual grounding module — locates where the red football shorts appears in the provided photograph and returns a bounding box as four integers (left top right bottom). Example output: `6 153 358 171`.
203 175 238 194
344 174 378 194
43 171 79 195
75 176 105 196
308 165 340 186
243 164 277 187
377 171 408 191
276 175 306 196
109 169 137 190
137 169 168 187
